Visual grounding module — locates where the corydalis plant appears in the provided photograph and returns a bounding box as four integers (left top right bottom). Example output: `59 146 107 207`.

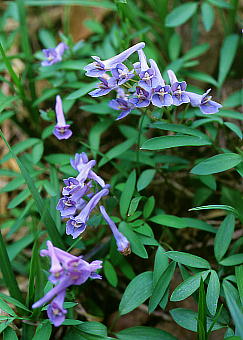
83 42 222 119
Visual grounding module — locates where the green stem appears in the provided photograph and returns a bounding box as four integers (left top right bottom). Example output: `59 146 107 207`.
0 230 23 303
136 109 147 172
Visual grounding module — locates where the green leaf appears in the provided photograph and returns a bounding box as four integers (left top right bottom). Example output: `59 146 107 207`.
143 196 155 219
88 119 112 158
38 28 56 48
189 204 238 215
120 171 136 219
33 322 52 340
119 271 153 315
0 111 15 124
33 88 59 106
207 0 233 9
66 82 97 100
32 141 44 163
191 153 242 175
206 270 220 315
3 327 18 340
116 326 178 340
153 246 168 287
218 34 239 87
181 218 216 233
214 214 235 262
235 265 243 306
141 135 211 150
170 270 210 301
0 298 16 316
128 197 143 216
25 0 116 9
149 262 176 313
165 2 198 27
77 321 107 336
0 293 30 312
224 122 242 139
150 122 207 138
223 280 243 338
183 43 209 61
137 169 155 192
99 138 135 167
170 308 224 332
220 254 243 266
197 279 207 338
201 3 215 31
165 251 211 269
103 260 118 287
223 90 242 108
150 215 188 229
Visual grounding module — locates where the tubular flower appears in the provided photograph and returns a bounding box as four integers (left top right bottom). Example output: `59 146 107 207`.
186 89 222 114
100 206 131 255
137 50 158 91
32 241 102 327
83 42 145 77
41 42 68 66
53 95 72 140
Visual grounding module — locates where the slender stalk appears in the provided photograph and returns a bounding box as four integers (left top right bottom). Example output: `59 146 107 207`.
136 109 147 172
0 230 23 303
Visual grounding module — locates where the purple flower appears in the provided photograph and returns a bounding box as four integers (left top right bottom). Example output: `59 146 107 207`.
47 290 67 327
109 98 134 120
56 197 77 218
186 89 222 114
88 77 117 97
137 50 158 91
62 177 80 196
41 42 68 66
53 95 72 140
151 85 173 107
70 153 105 187
130 86 151 108
100 206 131 255
66 187 109 238
46 241 64 284
111 63 134 86
83 42 145 77
167 70 190 106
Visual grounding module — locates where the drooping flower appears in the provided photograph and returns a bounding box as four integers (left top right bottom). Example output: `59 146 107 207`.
84 42 145 77
56 196 77 218
32 241 102 327
109 98 134 120
150 59 173 107
186 88 222 114
137 50 158 91
41 42 68 67
111 63 134 86
167 70 190 106
66 187 110 238
53 95 72 140
130 86 151 108
100 206 131 255
88 77 117 97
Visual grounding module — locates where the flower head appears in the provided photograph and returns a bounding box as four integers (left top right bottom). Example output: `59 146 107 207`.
137 50 158 91
130 86 151 108
84 42 145 77
41 42 68 66
47 290 67 327
111 63 134 86
53 95 72 140
88 77 117 97
100 206 131 255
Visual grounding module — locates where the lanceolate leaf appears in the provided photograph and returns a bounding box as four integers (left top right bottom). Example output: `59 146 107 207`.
119 271 153 315
165 2 198 27
165 251 210 269
141 135 211 150
191 153 242 175
206 270 220 316
214 214 235 262
120 170 136 219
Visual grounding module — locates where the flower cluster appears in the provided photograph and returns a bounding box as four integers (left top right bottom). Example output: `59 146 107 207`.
84 42 222 119
56 152 130 255
32 241 102 326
